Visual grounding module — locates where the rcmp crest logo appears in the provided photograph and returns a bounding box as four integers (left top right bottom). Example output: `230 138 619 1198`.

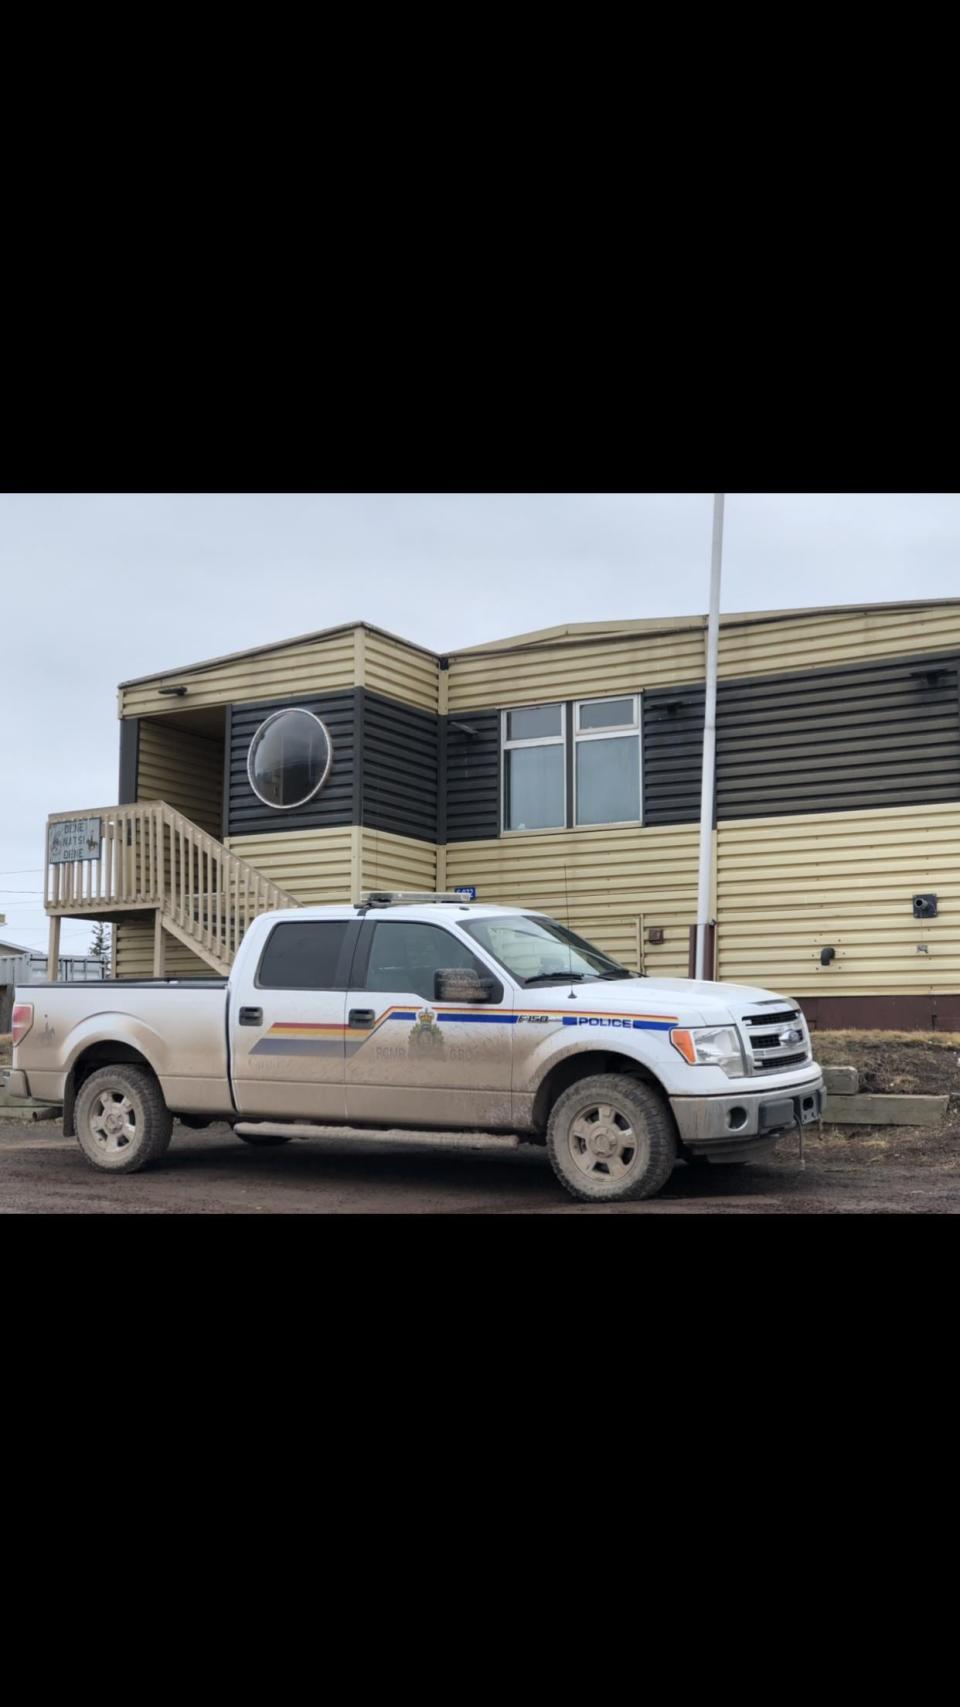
410 1007 444 1051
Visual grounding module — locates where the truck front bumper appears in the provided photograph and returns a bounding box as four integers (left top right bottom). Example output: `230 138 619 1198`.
670 1075 825 1161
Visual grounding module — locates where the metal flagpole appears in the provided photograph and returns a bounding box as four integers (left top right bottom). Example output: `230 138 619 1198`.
695 493 724 980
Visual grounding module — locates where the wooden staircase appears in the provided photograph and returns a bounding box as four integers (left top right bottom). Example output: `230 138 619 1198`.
45 802 298 975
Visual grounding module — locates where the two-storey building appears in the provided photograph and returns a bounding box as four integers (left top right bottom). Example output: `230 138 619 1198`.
42 596 960 1028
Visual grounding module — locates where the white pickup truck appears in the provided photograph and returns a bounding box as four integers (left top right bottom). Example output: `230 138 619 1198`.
6 893 824 1203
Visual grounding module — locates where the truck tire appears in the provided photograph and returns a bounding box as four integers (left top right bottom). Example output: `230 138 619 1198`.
546 1073 678 1203
74 1064 173 1175
236 1131 293 1147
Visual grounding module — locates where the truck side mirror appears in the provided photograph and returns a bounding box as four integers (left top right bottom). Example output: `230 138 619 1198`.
435 968 502 1004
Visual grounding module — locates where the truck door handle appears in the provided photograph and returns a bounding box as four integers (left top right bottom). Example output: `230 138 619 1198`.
238 1007 263 1026
349 1009 376 1028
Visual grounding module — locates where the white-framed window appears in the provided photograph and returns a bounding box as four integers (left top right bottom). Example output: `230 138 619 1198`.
501 703 566 832
499 696 643 833
573 695 642 826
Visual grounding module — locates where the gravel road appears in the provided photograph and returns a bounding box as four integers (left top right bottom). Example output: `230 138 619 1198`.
2 1118 960 1212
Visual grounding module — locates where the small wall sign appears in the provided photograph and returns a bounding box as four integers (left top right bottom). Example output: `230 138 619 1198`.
453 886 477 900
48 818 103 865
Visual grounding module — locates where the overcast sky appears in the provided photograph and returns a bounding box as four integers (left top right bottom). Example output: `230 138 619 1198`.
3 491 958 957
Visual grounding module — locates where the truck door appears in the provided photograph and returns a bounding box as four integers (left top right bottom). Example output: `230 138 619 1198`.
344 919 515 1129
230 918 358 1120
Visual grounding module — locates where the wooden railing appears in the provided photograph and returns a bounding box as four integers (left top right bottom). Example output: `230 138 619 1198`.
45 802 298 971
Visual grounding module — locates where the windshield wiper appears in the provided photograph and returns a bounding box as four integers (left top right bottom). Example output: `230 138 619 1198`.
524 971 589 986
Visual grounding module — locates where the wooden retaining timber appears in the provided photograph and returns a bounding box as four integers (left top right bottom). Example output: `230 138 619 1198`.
44 802 298 976
821 1062 950 1125
823 1066 860 1095
822 1093 949 1126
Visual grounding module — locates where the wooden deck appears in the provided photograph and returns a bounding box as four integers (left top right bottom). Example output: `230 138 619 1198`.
45 802 298 975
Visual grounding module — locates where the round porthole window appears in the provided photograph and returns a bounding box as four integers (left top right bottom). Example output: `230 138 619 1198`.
246 707 333 810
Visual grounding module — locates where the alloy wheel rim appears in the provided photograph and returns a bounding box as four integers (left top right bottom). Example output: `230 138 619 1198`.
568 1102 644 1180
89 1090 137 1154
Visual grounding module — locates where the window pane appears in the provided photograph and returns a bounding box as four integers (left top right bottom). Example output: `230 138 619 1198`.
506 704 562 742
505 744 565 831
248 708 332 809
365 922 482 1002
579 697 635 731
258 922 349 989
576 735 640 825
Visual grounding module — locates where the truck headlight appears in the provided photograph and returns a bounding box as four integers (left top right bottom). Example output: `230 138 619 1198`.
670 1025 745 1077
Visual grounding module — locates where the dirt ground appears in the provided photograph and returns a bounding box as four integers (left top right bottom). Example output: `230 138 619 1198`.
813 1029 960 1097
0 1116 959 1212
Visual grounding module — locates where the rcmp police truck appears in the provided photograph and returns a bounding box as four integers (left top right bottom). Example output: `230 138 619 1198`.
6 893 824 1203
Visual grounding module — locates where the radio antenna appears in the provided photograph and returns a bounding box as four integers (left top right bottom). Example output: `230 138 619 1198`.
564 864 575 993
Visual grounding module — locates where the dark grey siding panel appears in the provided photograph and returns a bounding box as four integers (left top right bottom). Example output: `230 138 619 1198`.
118 718 139 805
446 711 500 842
362 691 440 842
716 654 960 819
227 692 356 836
644 653 960 825
643 686 705 824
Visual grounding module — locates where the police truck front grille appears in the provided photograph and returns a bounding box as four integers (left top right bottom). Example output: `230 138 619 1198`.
741 1009 810 1074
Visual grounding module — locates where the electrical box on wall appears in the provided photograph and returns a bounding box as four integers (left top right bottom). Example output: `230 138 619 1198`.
913 893 938 919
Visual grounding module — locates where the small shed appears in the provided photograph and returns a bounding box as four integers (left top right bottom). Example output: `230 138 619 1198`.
0 938 105 1033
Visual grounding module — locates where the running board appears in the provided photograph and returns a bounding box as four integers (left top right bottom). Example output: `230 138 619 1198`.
234 1122 521 1151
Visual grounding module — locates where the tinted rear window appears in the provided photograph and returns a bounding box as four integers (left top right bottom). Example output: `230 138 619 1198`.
257 922 351 990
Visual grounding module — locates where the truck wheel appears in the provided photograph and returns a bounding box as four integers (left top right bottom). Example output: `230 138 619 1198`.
236 1132 293 1146
546 1073 677 1203
74 1065 173 1175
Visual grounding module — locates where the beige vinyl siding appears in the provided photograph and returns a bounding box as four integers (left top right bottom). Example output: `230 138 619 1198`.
447 601 960 713
447 630 707 713
716 802 960 995
225 827 353 905
717 603 960 680
114 918 210 979
121 630 358 718
137 719 224 838
363 631 440 712
361 829 438 895
444 825 700 976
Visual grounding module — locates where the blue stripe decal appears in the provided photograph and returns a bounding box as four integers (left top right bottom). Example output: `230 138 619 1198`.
561 1017 675 1031
435 1012 519 1024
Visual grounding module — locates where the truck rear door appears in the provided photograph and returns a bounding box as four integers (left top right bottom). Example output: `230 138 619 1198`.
229 918 359 1120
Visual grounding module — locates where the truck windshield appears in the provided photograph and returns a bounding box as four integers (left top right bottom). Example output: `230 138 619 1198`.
462 916 633 985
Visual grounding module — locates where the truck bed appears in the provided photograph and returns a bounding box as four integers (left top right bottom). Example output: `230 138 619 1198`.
12 979 233 1118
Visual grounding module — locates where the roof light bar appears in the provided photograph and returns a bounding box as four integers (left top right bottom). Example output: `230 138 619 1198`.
361 891 473 908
